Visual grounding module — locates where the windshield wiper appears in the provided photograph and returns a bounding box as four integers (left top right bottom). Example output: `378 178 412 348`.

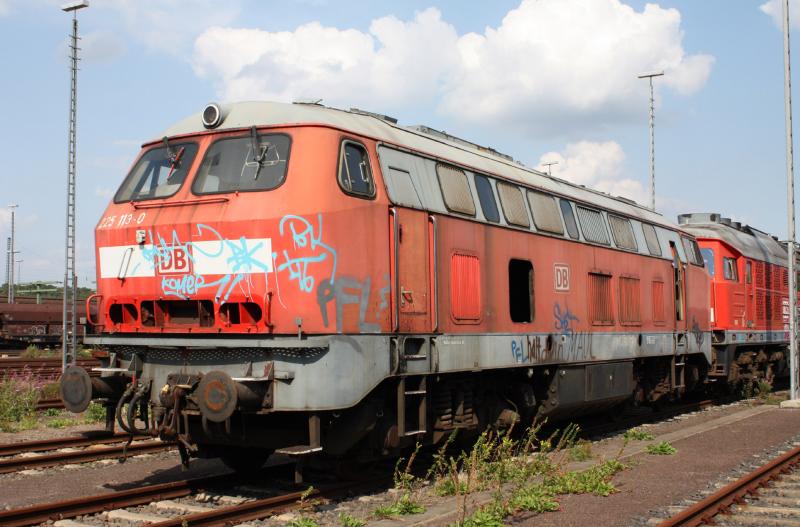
162 136 185 180
250 126 267 180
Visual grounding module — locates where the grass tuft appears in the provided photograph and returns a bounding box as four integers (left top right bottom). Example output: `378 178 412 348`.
623 428 654 441
646 441 677 456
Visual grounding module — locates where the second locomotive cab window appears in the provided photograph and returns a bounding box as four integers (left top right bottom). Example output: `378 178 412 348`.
497 182 530 228
437 164 476 215
560 199 580 240
508 259 534 323
115 142 199 202
723 257 739 281
576 206 610 245
700 248 715 276
608 215 638 251
528 191 564 234
339 142 375 197
474 174 500 223
193 133 290 194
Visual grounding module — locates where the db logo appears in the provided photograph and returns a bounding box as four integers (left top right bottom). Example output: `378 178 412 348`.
157 246 192 274
554 264 570 291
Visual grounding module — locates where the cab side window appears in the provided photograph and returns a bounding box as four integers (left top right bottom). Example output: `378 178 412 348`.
338 141 375 197
723 257 739 282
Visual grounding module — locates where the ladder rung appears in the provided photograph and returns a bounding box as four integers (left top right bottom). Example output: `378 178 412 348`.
404 354 427 360
405 390 426 395
674 362 685 366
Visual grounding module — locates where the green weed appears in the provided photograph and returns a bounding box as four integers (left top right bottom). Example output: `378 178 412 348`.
83 401 106 423
287 518 319 527
0 373 40 430
623 428 654 441
374 494 425 517
338 512 365 527
646 441 677 455
568 440 593 462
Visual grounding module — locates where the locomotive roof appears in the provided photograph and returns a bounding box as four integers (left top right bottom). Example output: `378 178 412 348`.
161 101 675 230
678 213 788 266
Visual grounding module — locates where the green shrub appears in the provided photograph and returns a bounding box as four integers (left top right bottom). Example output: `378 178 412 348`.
287 518 319 527
0 373 40 430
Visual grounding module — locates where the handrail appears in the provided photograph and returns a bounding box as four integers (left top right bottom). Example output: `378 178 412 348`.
131 197 229 209
389 208 399 332
85 294 102 326
429 214 438 333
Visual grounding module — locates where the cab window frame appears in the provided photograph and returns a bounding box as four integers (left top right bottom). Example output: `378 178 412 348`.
114 140 200 203
337 138 376 199
191 132 292 196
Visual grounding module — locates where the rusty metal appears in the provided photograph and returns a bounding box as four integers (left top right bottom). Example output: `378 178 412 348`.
657 445 800 527
147 479 385 527
35 397 64 410
0 431 145 457
0 438 172 474
0 471 240 527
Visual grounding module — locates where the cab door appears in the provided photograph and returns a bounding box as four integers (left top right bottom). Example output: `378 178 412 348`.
390 207 432 333
669 242 687 331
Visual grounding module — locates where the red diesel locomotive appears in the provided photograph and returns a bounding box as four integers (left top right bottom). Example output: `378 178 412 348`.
680 213 792 386
61 101 734 468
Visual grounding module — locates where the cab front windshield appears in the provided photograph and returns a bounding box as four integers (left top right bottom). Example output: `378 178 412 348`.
114 142 199 202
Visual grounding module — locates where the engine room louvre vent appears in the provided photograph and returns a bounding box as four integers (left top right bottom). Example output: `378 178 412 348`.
497 182 530 228
652 280 665 324
619 277 641 324
450 253 481 322
437 163 476 216
576 206 610 245
608 215 637 251
589 273 613 325
527 190 564 235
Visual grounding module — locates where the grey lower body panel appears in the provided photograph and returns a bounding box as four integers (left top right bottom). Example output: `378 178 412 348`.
87 330 711 412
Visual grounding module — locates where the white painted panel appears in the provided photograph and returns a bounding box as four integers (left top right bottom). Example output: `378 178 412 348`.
192 238 273 274
99 245 156 279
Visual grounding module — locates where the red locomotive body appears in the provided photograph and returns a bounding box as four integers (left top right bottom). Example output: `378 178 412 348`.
680 213 791 383
65 102 715 468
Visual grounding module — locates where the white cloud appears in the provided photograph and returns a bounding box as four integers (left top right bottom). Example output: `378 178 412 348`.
192 0 713 135
760 0 800 28
97 0 241 55
0 0 10 16
81 30 127 64
536 141 649 205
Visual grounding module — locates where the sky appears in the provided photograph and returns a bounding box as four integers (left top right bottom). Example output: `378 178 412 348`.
0 0 797 286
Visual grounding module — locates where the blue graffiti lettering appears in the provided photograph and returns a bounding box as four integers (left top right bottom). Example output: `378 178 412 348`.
554 303 579 337
276 214 337 294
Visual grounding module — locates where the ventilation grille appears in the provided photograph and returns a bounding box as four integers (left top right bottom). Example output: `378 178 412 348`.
589 273 613 325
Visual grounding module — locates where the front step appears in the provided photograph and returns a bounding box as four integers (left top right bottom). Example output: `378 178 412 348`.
398 376 428 438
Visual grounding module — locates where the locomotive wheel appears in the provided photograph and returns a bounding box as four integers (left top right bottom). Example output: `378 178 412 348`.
220 448 274 473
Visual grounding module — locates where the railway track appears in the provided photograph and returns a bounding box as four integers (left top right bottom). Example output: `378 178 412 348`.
0 464 384 527
0 357 99 379
0 432 172 474
657 444 800 526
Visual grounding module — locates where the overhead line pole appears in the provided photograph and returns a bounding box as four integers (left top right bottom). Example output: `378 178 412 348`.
638 71 664 211
781 0 799 404
61 1 88 372
8 204 17 303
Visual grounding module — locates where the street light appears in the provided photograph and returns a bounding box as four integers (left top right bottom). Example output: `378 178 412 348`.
61 0 88 372
638 70 664 211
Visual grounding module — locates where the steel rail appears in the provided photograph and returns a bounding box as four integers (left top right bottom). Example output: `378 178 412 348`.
0 471 242 527
657 445 800 527
0 432 146 457
35 397 65 410
149 477 389 527
0 438 172 474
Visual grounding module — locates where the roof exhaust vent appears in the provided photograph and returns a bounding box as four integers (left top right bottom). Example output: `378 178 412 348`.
202 102 227 129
